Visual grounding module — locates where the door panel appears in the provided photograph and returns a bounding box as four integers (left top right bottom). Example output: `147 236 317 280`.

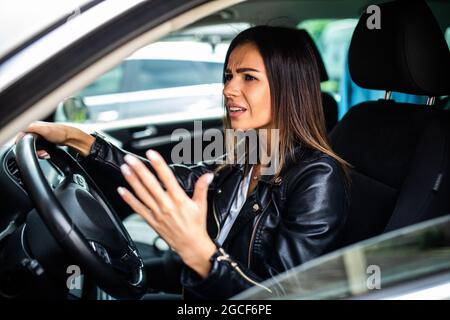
102 117 224 162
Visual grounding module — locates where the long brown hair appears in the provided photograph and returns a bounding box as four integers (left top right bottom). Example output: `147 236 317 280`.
218 25 350 179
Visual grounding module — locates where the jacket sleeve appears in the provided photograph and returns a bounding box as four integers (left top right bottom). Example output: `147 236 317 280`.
79 133 218 216
181 156 349 299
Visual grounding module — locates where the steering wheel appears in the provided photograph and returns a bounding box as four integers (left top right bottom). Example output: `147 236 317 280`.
15 133 146 299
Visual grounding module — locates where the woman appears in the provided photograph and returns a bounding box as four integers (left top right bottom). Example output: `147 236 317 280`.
20 26 349 299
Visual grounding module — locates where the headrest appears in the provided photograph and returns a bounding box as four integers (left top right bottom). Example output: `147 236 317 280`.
298 29 329 82
349 0 450 96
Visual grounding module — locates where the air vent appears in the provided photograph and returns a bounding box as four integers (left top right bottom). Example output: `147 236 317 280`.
6 158 24 187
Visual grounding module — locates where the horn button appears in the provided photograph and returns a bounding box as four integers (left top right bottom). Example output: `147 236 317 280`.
55 181 126 250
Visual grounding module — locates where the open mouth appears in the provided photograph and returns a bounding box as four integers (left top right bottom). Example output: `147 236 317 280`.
227 104 247 117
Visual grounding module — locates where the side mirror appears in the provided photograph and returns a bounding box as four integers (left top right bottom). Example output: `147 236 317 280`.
60 96 90 122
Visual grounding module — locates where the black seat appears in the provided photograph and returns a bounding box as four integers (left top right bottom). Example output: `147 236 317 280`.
329 0 450 247
322 91 338 132
298 29 339 132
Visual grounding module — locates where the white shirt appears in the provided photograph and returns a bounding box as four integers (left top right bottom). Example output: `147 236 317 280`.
216 167 254 245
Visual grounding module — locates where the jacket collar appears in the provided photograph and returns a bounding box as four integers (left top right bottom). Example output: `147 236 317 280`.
209 144 320 246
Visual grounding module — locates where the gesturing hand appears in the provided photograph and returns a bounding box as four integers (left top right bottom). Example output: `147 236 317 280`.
117 150 216 278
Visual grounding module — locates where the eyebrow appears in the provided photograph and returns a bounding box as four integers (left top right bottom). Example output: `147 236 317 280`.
224 67 261 73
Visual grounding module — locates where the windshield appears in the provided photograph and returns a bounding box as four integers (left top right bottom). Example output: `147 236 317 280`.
235 215 450 299
0 0 93 59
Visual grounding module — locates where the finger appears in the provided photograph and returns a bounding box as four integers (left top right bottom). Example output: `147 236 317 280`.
192 173 214 211
123 154 172 209
117 186 158 228
28 121 50 135
146 150 186 202
15 132 25 144
120 164 163 216
37 150 51 159
118 187 175 251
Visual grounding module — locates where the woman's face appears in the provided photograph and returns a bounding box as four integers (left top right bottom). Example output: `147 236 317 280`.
223 42 272 130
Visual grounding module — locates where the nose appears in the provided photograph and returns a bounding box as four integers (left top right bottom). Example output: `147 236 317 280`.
223 78 239 98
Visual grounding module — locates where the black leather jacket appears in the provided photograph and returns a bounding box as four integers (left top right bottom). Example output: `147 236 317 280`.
81 134 349 299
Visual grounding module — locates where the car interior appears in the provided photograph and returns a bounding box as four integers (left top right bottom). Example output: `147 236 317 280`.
0 0 449 300
329 0 450 247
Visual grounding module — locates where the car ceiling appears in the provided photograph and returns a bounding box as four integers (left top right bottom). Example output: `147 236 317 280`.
193 0 450 30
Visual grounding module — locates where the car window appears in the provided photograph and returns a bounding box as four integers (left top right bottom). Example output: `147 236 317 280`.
54 25 236 124
234 215 450 300
300 19 436 120
78 64 125 96
298 19 358 99
130 59 224 91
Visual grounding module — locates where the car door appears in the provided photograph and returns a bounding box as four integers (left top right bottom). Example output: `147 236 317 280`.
234 214 450 300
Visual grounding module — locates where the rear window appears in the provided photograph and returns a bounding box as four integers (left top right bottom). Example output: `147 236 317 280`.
445 26 450 48
298 19 358 96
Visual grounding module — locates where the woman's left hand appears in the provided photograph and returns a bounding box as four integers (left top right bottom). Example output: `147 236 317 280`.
117 150 216 278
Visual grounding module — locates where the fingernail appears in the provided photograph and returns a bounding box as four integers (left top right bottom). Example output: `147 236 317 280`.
205 173 214 185
117 187 126 196
146 149 158 161
124 154 138 165
38 151 50 159
120 164 131 176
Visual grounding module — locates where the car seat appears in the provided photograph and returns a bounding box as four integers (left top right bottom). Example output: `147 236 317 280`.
329 0 450 247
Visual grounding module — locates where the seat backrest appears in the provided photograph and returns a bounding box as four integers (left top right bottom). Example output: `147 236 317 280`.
384 112 450 231
329 0 450 247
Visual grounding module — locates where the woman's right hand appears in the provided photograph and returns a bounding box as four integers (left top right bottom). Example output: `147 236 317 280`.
15 121 95 158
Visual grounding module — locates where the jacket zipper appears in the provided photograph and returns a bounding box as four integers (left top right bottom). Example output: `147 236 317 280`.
247 199 272 268
247 213 263 268
212 198 221 240
216 247 272 293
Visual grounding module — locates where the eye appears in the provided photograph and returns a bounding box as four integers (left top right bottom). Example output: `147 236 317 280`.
245 74 257 81
224 73 232 82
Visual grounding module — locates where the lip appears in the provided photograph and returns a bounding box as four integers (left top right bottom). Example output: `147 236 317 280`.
227 102 247 119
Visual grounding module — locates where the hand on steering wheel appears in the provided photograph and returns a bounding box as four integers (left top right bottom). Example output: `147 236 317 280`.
15 133 147 299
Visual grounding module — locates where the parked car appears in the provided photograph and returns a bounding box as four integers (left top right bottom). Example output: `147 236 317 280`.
0 0 449 301
55 40 227 123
